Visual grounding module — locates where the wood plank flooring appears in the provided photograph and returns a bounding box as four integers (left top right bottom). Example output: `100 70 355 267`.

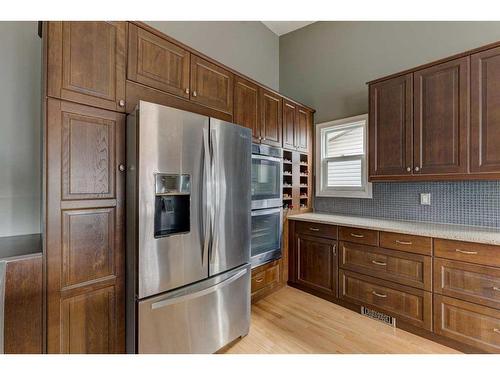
221 286 459 354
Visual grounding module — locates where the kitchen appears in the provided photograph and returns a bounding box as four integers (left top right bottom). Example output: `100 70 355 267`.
1 1 500 372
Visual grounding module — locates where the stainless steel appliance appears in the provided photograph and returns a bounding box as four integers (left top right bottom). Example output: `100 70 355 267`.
126 101 252 354
251 144 283 268
251 143 282 210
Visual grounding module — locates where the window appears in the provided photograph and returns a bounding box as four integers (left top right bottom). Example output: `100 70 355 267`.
315 114 372 198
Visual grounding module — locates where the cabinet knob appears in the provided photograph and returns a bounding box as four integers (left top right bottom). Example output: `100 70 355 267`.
118 99 125 107
415 166 420 172
118 164 126 172
406 167 411 172
192 91 197 97
185 88 190 94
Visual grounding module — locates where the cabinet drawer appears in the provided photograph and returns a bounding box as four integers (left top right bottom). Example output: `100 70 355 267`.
434 295 500 353
434 238 500 267
434 258 500 309
339 270 432 330
339 241 432 291
339 226 378 246
251 270 267 292
295 221 337 239
251 261 280 294
380 231 432 256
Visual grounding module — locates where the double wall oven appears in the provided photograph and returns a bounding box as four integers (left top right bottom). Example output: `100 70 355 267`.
251 144 283 268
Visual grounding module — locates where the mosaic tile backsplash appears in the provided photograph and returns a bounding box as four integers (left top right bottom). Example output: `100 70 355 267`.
315 181 500 228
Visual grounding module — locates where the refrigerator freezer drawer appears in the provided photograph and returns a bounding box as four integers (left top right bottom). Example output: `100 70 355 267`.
137 264 250 353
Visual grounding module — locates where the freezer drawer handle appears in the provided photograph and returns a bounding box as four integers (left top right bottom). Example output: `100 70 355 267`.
151 268 248 310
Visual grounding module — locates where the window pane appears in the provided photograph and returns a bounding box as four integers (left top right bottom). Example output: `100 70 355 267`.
327 158 362 187
325 125 363 158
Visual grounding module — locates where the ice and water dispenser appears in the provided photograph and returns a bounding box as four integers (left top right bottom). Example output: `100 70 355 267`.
154 174 191 237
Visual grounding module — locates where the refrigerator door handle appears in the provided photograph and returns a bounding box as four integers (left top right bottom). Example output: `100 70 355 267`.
210 128 218 264
150 267 248 310
202 128 212 266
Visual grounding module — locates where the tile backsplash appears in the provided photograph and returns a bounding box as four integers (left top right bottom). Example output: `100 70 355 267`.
315 181 500 228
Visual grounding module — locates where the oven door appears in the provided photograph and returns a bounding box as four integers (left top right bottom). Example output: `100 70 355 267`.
250 208 282 268
251 154 282 210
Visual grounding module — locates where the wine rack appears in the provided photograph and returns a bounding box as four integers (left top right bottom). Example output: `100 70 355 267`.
282 150 311 212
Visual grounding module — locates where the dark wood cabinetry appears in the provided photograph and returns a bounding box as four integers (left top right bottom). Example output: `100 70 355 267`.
45 99 125 353
47 21 127 112
471 46 500 175
2 254 43 354
413 57 469 175
283 100 297 150
369 74 413 177
233 76 259 141
259 88 282 147
190 55 233 114
127 23 190 98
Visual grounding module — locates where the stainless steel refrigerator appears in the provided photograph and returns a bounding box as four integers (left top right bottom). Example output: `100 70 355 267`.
126 101 252 354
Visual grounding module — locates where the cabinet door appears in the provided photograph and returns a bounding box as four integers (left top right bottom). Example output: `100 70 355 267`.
414 57 469 175
47 21 126 112
295 233 337 296
296 106 310 152
471 46 500 174
46 99 125 353
234 76 260 142
283 100 297 150
190 55 233 114
259 88 283 147
127 24 190 99
369 74 413 177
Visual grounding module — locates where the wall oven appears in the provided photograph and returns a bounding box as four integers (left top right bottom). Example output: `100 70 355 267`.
251 144 282 210
250 207 283 268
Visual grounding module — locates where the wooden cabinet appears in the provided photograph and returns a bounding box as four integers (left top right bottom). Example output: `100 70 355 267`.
233 75 259 141
291 231 338 297
369 74 413 177
471 46 500 175
46 99 125 353
259 88 282 147
379 231 432 256
413 57 469 175
251 260 281 302
434 238 500 268
127 24 190 98
190 55 233 114
283 100 311 152
47 21 127 112
340 270 432 330
2 254 43 354
339 226 379 246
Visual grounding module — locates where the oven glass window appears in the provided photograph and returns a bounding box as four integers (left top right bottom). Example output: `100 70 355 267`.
251 210 281 258
251 158 281 201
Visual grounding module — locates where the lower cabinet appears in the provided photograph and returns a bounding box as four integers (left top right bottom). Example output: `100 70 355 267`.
289 223 338 298
339 269 432 330
251 260 281 302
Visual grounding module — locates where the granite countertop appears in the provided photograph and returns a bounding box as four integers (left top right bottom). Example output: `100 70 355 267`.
288 213 500 246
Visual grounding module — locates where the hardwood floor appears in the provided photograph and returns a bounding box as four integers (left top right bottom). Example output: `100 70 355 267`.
221 286 459 354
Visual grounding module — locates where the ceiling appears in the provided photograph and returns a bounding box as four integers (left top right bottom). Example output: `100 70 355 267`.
261 21 315 36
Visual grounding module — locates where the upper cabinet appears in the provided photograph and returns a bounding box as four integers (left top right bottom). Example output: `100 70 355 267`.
128 24 190 99
190 55 234 114
259 88 283 147
413 57 469 175
283 100 311 152
233 75 260 141
47 21 127 112
471 46 500 174
369 74 413 177
296 107 310 152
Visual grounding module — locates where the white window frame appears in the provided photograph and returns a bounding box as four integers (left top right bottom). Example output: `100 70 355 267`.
315 114 372 198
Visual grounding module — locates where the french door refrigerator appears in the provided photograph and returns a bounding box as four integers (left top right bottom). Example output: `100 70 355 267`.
126 101 252 354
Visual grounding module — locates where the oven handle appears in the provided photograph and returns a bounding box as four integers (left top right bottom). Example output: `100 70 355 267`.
252 154 282 163
251 207 282 217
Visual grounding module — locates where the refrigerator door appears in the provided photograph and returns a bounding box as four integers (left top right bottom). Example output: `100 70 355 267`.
137 264 250 353
137 102 210 299
209 119 252 276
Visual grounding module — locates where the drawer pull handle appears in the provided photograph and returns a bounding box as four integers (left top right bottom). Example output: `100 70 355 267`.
494 328 500 334
372 291 387 298
255 277 264 283
455 249 478 255
493 286 500 292
395 240 412 245
372 260 387 266
350 233 365 238
309 227 320 232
